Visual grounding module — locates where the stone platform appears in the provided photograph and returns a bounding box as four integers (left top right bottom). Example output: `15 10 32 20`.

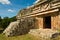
29 29 60 39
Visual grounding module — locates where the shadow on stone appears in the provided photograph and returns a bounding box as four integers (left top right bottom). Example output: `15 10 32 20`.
51 33 60 39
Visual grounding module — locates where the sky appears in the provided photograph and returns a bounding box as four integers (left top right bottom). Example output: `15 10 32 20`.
0 0 37 18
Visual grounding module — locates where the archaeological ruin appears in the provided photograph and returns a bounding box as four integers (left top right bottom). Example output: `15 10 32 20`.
3 0 60 38
17 0 60 30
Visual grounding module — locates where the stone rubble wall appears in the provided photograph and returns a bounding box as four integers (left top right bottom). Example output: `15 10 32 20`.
3 18 35 37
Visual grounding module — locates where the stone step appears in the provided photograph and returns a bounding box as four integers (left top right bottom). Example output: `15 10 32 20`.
29 29 59 38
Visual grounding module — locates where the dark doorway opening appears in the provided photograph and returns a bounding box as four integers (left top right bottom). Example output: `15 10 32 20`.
43 16 51 29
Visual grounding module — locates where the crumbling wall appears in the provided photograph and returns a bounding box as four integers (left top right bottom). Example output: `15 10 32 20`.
18 17 36 34
3 17 36 37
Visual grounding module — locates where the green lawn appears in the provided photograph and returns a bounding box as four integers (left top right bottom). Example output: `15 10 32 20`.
0 33 60 40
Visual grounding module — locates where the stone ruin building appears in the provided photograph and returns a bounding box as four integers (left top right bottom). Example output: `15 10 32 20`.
3 0 60 38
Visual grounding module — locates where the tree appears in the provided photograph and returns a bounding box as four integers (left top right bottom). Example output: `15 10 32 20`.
0 16 2 28
0 16 2 21
1 17 10 29
0 16 16 29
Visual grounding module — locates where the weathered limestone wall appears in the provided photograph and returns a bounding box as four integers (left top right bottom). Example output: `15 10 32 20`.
51 12 59 30
58 11 60 30
34 10 60 29
35 17 43 28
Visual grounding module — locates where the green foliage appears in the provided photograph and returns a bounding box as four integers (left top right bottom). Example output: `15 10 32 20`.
0 16 2 21
0 16 16 29
0 16 2 28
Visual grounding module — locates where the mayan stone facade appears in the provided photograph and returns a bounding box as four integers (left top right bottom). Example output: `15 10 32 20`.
17 0 60 30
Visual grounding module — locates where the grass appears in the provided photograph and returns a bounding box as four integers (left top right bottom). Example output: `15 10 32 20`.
0 33 60 40
0 34 40 40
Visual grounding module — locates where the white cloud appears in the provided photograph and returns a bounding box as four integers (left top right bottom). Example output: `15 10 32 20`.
0 0 11 4
8 9 15 12
33 0 40 4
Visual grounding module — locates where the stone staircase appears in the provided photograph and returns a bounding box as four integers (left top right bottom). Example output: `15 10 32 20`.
3 21 20 36
3 19 32 37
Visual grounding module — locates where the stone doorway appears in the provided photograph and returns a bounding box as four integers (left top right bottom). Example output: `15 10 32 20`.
43 16 51 29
